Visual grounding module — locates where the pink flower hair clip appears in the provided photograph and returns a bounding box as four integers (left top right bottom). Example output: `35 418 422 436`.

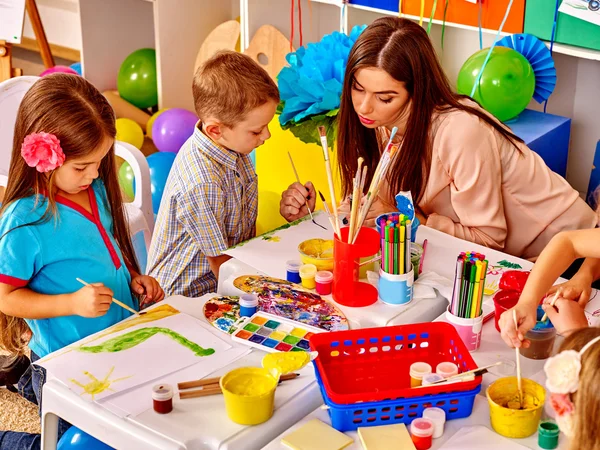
544 335 600 437
21 132 65 173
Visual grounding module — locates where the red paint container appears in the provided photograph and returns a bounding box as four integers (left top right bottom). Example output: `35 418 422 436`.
152 383 173 414
493 290 520 332
315 271 333 295
411 418 434 450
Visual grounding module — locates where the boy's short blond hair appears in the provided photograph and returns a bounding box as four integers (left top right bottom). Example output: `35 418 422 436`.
192 51 280 127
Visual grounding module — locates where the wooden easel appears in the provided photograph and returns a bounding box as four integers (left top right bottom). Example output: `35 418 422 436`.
0 0 54 82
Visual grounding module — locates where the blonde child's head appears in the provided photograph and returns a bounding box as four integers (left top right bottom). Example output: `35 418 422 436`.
0 73 138 356
546 327 600 450
192 51 279 154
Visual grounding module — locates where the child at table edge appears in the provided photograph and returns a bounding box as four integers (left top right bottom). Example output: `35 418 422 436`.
0 74 163 449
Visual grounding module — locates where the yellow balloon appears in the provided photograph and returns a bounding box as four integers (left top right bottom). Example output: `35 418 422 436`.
146 108 170 139
116 118 144 149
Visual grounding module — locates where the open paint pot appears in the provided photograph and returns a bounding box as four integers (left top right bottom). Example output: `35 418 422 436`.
220 367 277 425
298 239 334 271
520 306 557 360
486 376 545 438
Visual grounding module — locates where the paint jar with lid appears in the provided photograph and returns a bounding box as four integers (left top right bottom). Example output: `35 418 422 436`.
299 264 317 289
152 383 173 414
286 260 302 284
421 373 444 386
409 362 432 387
239 294 259 318
436 362 459 379
538 421 559 449
423 407 446 438
315 271 333 295
410 417 434 450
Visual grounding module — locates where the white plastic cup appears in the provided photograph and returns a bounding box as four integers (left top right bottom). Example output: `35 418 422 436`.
423 407 446 438
436 362 459 379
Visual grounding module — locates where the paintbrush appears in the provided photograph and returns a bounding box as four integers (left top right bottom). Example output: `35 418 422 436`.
317 126 341 237
348 157 363 243
540 288 561 322
424 362 503 386
287 151 326 230
513 309 523 408
178 373 300 399
318 190 338 237
76 278 142 315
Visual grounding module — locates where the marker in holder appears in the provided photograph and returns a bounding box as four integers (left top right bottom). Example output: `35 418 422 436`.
333 227 380 307
445 307 483 352
378 268 414 305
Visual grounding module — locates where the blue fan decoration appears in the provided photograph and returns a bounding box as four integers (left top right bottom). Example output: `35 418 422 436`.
496 33 557 104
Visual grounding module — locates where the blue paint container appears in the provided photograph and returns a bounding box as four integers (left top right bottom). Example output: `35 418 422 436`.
239 294 258 317
286 260 302 284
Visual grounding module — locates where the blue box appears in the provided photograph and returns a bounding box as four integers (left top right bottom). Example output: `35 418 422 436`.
507 109 571 178
350 0 399 12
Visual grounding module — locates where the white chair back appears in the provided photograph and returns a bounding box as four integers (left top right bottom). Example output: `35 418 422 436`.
0 76 39 174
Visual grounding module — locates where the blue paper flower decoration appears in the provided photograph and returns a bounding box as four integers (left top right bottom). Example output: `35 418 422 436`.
277 25 366 146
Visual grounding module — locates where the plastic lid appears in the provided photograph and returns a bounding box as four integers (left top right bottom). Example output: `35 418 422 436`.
299 264 317 277
422 373 444 386
409 362 432 379
423 407 446 423
286 260 302 272
315 271 333 283
411 418 434 437
152 383 173 401
239 294 258 307
436 362 459 378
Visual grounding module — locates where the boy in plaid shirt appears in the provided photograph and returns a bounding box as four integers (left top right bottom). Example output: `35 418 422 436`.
147 51 279 297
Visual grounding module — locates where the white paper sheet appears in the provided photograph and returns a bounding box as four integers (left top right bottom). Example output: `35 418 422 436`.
39 313 233 402
439 425 530 450
0 0 26 43
224 211 334 281
559 0 600 27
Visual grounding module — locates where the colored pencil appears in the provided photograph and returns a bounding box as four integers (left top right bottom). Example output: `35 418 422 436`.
399 225 405 275
406 220 411 274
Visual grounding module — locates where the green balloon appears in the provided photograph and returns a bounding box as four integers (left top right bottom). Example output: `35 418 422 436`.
118 161 135 199
117 48 158 109
457 47 535 122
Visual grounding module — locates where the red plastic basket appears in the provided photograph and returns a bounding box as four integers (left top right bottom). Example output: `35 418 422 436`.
309 322 481 404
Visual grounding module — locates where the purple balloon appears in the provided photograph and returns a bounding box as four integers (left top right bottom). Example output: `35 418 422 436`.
152 108 198 153
40 65 79 77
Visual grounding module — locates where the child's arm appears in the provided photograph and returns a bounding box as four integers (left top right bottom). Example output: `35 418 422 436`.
546 257 600 306
0 283 114 319
499 228 600 348
207 255 232 280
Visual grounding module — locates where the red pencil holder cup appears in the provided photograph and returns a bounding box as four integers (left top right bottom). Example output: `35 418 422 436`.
333 227 380 307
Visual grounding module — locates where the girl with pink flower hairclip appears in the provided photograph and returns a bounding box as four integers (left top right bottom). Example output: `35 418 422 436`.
544 327 600 449
0 74 164 449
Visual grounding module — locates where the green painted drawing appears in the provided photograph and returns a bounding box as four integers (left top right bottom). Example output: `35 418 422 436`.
497 260 523 270
76 327 216 357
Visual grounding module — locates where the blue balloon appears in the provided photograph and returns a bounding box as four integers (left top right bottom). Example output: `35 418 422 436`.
69 62 83 76
58 426 113 450
147 152 177 213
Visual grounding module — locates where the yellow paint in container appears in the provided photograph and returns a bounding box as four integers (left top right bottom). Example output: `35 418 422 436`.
220 367 278 425
486 376 545 438
298 239 334 271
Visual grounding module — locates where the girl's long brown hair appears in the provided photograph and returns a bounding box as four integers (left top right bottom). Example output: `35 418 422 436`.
559 327 600 450
0 74 139 357
337 17 523 203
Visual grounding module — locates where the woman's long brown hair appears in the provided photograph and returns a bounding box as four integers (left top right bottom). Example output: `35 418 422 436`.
337 17 523 203
0 74 139 357
559 327 600 450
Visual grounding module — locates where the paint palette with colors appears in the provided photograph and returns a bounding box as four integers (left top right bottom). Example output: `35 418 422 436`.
231 312 323 353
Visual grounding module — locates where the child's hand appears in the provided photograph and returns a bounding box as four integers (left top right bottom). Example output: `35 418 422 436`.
499 302 538 348
546 275 593 307
541 297 589 336
280 182 317 222
131 275 165 306
71 283 114 318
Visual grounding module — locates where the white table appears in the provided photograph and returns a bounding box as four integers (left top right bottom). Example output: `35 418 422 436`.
41 295 322 450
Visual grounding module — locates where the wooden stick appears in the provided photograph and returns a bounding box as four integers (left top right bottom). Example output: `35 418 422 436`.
540 288 561 322
318 126 341 237
179 386 223 399
348 158 363 243
178 373 300 398
76 278 140 315
287 151 318 226
318 190 338 236
26 0 55 69
513 310 523 408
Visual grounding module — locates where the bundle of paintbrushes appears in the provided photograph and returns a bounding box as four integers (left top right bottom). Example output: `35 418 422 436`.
449 252 489 319
317 125 401 244
379 213 412 275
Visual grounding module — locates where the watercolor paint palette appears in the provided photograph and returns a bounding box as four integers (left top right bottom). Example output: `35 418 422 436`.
231 311 323 353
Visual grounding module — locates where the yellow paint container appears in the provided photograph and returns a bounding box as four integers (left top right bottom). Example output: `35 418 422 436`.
299 264 317 289
298 239 334 271
220 367 278 425
486 377 545 438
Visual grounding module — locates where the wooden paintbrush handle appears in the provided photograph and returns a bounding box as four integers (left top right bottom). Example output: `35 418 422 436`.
178 372 300 391
179 386 223 399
